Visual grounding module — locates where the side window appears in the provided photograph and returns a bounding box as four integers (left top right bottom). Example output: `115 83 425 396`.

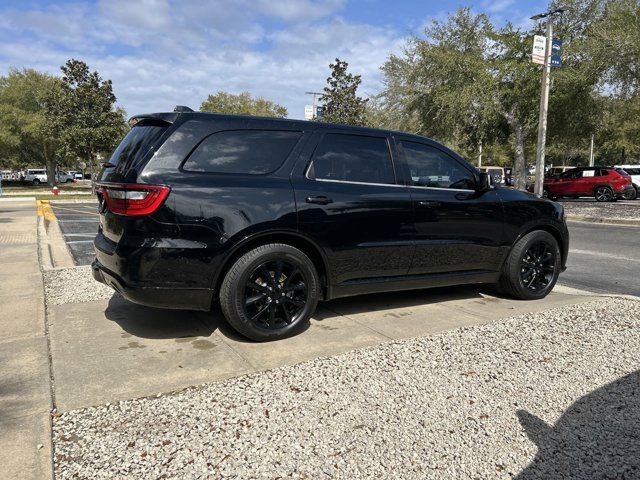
597 169 609 176
183 130 302 174
308 133 396 185
401 141 475 190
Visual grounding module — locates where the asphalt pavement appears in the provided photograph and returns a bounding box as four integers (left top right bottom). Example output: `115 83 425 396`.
50 202 99 265
561 221 640 296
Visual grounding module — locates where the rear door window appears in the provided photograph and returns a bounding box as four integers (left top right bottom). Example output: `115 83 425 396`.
307 133 396 185
183 130 302 175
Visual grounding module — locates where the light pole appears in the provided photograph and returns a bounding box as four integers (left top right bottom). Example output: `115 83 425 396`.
531 6 569 196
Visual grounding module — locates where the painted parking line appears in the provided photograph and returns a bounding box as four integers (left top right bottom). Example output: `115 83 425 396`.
49 204 99 216
66 240 95 244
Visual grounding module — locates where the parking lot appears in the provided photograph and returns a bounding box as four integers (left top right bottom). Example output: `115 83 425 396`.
50 202 98 265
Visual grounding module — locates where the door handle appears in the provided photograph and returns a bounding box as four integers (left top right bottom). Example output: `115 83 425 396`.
418 201 441 208
306 195 333 205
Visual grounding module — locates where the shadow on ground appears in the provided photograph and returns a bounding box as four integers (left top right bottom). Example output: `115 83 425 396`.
517 370 640 479
104 284 497 341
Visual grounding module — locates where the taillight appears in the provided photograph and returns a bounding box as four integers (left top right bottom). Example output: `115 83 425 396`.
96 183 170 216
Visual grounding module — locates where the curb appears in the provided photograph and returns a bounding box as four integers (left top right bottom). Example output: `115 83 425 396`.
567 215 640 227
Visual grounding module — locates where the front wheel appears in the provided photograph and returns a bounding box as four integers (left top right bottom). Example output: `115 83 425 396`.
219 243 320 341
594 185 614 202
498 230 561 300
33 179 40 185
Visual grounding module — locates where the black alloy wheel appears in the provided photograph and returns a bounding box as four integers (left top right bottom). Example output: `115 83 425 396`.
244 260 307 330
499 230 560 300
519 241 556 292
220 243 320 341
594 185 613 202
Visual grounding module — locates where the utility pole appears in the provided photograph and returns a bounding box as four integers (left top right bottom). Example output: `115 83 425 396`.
478 139 483 168
531 6 569 196
305 91 323 119
589 134 595 166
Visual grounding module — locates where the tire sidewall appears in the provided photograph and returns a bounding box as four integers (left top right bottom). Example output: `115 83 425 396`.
510 231 561 300
225 246 319 341
595 186 613 202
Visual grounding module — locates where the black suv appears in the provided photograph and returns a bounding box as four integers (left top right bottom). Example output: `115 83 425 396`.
93 109 568 341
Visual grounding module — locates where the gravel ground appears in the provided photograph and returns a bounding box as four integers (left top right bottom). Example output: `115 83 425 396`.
43 265 115 306
53 297 640 479
562 200 640 220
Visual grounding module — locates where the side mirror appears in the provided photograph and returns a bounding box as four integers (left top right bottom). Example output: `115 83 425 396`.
477 172 492 191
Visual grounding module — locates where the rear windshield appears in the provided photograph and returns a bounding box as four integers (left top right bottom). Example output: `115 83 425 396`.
107 121 168 173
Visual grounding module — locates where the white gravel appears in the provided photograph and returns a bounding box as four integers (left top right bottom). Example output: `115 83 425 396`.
563 200 640 221
44 265 115 306
53 297 640 479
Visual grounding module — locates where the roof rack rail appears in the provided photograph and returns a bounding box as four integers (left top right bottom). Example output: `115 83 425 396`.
173 105 194 113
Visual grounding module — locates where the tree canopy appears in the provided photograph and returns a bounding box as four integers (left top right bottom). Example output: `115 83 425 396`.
320 58 368 126
200 91 287 117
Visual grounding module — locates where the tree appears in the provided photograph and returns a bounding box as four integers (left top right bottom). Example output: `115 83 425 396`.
320 58 368 126
380 9 505 162
44 59 126 184
0 69 62 173
200 91 287 117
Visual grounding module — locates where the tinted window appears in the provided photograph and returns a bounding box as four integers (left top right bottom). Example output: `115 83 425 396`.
184 130 301 174
109 123 167 172
561 169 580 179
402 141 476 190
308 134 395 184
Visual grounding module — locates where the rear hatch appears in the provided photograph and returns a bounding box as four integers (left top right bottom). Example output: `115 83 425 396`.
96 117 174 247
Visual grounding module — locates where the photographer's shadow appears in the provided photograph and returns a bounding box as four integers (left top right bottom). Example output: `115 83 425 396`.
517 370 640 479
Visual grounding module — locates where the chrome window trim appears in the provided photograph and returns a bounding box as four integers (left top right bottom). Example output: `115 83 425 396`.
309 177 406 188
408 185 476 193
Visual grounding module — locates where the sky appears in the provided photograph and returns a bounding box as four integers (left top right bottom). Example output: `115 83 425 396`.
0 0 548 119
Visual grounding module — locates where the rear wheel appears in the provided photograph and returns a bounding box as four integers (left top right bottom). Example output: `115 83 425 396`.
499 230 560 300
622 187 637 200
594 185 614 202
219 243 320 341
33 179 40 185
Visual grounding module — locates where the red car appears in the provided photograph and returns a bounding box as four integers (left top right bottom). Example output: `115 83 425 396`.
528 167 634 202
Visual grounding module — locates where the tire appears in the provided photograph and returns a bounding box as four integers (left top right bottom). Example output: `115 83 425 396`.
543 188 558 201
219 243 320 342
498 230 561 300
594 185 613 202
33 179 40 185
622 187 637 200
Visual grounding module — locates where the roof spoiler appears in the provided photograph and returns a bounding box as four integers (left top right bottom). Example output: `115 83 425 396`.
128 105 194 127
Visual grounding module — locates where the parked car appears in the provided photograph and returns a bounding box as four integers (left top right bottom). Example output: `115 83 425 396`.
527 166 634 202
478 166 506 185
22 168 48 184
92 108 569 341
57 171 75 183
615 164 640 200
74 172 84 181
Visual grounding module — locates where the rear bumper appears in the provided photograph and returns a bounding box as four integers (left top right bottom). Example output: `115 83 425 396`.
92 259 212 311
617 186 636 198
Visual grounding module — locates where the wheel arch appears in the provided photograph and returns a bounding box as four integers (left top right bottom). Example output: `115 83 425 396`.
510 223 567 268
212 230 330 302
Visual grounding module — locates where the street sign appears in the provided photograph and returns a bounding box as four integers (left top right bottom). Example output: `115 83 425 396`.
304 105 314 120
316 106 324 119
532 35 546 65
550 38 562 68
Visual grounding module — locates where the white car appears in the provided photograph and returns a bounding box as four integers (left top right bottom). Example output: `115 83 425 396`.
615 165 639 199
22 168 75 184
22 168 48 185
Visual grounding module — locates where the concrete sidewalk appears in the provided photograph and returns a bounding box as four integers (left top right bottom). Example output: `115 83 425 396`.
0 199 53 480
48 281 594 412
